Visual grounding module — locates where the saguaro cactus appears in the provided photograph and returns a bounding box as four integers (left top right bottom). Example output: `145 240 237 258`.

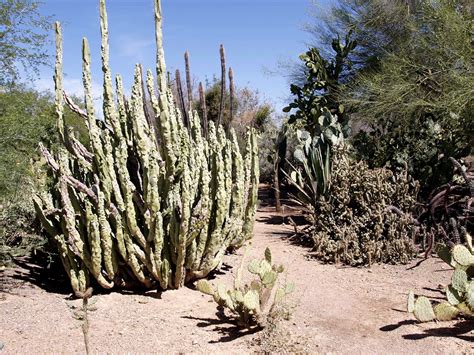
34 0 259 294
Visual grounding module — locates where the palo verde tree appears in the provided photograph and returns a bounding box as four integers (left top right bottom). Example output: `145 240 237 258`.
344 0 473 193
307 0 417 74
0 0 52 86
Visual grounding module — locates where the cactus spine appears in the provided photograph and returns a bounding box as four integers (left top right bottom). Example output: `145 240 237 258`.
35 0 259 294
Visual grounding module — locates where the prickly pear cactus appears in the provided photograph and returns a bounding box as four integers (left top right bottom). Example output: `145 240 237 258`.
196 247 294 329
34 0 259 295
407 239 474 321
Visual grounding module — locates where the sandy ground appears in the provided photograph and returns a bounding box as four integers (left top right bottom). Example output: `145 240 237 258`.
1 189 473 354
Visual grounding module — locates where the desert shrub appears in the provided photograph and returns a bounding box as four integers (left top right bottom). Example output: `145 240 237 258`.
415 157 473 253
196 247 294 329
295 147 420 265
0 85 88 265
0 198 45 266
258 122 279 183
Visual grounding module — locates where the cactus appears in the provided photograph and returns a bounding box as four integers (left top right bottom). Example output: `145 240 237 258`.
407 241 474 322
34 0 259 295
196 247 294 329
293 145 419 266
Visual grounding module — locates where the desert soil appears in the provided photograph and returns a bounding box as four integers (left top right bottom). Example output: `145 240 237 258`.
1 186 473 354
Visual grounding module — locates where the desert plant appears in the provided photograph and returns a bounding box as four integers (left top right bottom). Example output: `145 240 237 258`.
300 147 419 265
283 33 356 137
346 1 473 193
284 108 345 211
34 0 259 295
411 157 473 257
285 134 331 214
0 87 88 266
408 241 474 322
196 247 294 329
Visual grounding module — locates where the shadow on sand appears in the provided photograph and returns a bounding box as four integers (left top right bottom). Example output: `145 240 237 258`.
380 319 473 342
182 307 262 343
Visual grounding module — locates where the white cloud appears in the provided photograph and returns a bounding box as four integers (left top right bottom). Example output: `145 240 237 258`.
116 35 154 63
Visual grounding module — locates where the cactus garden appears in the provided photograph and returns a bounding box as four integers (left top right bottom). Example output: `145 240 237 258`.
1 0 472 353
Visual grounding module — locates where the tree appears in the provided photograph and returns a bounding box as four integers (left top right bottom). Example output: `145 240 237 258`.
0 0 52 85
345 0 473 193
307 0 414 74
0 86 88 200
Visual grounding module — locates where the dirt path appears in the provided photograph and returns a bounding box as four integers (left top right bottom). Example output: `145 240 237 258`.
1 191 473 354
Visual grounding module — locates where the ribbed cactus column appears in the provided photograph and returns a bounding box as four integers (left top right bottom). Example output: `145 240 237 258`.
35 0 259 295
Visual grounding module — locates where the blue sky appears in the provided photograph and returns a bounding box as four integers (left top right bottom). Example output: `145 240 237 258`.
35 0 332 113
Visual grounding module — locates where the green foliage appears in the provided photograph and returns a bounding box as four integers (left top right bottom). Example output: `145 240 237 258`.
346 0 473 193
0 87 55 198
408 242 474 322
259 121 280 183
308 0 415 73
0 86 88 265
0 0 52 85
308 148 419 265
285 132 331 213
35 0 259 295
283 32 356 136
284 107 345 212
198 79 232 126
0 198 47 266
0 87 88 198
196 247 294 329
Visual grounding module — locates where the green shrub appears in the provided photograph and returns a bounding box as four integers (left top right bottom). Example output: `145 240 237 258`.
346 1 473 193
297 147 419 265
0 86 88 265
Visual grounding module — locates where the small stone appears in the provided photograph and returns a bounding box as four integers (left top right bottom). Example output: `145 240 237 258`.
0 341 4 350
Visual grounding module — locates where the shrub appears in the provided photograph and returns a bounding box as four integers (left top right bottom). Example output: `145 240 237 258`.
346 1 473 193
291 146 420 265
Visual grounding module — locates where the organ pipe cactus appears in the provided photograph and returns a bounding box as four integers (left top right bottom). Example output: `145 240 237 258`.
407 239 474 322
34 0 259 295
